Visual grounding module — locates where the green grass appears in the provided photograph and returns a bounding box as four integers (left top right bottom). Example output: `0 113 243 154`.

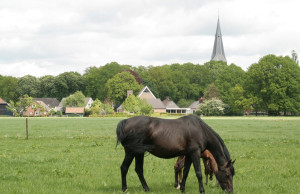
0 117 299 193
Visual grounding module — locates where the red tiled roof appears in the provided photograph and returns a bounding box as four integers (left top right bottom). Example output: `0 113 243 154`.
0 98 8 104
65 107 84 114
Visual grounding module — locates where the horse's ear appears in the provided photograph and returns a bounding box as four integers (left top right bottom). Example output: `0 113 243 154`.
226 160 232 167
232 159 236 165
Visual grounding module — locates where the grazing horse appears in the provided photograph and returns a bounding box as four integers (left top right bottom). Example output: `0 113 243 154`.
174 149 218 189
116 115 235 193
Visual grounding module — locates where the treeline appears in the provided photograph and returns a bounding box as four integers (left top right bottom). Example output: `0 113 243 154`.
1 54 300 115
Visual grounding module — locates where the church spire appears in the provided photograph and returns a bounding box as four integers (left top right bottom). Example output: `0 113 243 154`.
211 17 227 62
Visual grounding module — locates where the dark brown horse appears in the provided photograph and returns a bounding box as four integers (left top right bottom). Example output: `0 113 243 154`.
174 149 218 189
116 115 235 193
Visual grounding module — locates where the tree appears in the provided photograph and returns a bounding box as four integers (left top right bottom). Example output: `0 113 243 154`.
245 54 300 115
177 99 195 108
39 75 57 98
0 76 19 102
7 94 33 117
91 98 114 115
63 91 86 107
204 83 220 100
122 95 153 115
146 66 177 100
227 85 252 115
55 72 85 101
105 72 141 104
215 63 246 104
17 75 40 97
123 95 142 114
83 62 125 101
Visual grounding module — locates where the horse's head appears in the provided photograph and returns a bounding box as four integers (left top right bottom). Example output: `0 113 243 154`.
215 159 235 193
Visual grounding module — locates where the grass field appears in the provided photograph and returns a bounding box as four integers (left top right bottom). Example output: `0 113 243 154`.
0 117 299 194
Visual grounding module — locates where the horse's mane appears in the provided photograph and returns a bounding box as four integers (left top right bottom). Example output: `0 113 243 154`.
191 116 231 161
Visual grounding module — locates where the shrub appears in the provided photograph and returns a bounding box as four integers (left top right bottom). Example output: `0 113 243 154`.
199 98 228 116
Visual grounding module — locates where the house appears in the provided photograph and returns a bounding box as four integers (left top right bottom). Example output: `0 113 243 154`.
117 86 193 114
117 86 166 113
189 97 205 114
0 98 13 116
33 98 60 111
137 86 166 113
24 101 51 116
57 97 93 112
65 107 84 117
163 97 190 114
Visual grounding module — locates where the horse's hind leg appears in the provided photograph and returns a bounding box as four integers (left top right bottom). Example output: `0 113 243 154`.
135 153 150 191
174 160 179 188
120 152 134 192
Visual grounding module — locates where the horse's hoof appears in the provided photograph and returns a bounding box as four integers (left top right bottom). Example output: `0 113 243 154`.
176 185 181 190
144 187 150 192
122 188 128 192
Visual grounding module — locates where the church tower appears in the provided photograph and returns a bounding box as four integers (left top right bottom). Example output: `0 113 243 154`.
211 17 227 62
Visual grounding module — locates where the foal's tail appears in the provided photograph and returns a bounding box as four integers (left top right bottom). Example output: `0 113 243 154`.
116 119 128 147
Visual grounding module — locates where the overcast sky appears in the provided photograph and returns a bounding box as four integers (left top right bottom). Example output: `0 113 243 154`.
1 0 299 77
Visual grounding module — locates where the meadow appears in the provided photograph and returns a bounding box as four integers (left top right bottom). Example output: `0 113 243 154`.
0 117 299 194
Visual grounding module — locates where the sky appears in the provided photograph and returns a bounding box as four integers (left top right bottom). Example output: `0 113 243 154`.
1 0 299 77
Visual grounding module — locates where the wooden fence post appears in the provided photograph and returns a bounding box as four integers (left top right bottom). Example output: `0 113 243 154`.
26 118 28 140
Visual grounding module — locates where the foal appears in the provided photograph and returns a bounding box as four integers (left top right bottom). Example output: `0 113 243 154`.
174 150 218 189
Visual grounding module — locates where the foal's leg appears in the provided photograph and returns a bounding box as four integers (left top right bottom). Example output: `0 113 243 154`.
135 153 150 191
202 158 209 185
120 152 134 192
191 151 205 193
180 155 192 193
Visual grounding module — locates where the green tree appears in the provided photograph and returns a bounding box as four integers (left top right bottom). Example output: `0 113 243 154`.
0 76 19 102
122 95 153 115
84 62 125 101
105 72 141 104
177 99 195 108
123 95 142 114
245 54 300 115
63 91 86 107
91 98 114 115
7 94 34 117
55 72 85 101
215 63 246 104
39 75 57 98
227 85 252 115
203 60 228 83
17 75 40 97
147 66 177 100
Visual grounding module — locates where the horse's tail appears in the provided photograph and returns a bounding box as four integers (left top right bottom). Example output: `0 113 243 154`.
116 119 128 147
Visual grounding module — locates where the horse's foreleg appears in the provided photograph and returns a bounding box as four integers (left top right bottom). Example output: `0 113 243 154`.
120 152 134 192
135 153 150 191
180 155 192 193
191 151 205 193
